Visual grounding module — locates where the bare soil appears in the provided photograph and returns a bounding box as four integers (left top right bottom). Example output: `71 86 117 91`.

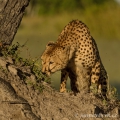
0 56 120 120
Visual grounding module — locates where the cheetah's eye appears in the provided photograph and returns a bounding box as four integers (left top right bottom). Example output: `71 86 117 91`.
49 61 54 64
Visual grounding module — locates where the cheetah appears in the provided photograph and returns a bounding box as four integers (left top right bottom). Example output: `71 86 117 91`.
41 20 108 97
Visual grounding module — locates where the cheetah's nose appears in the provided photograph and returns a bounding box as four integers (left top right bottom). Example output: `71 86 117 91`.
42 71 46 75
42 71 50 77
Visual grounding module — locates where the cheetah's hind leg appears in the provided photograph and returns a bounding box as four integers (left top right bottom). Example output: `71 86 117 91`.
90 61 101 95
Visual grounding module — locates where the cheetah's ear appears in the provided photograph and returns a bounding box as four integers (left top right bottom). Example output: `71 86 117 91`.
46 41 56 47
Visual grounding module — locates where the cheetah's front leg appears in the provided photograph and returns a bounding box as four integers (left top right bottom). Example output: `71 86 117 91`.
60 69 69 92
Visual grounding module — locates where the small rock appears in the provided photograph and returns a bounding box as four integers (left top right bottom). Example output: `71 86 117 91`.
8 65 17 75
0 57 7 69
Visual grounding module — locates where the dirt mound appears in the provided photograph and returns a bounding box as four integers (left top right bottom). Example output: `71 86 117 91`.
0 56 120 120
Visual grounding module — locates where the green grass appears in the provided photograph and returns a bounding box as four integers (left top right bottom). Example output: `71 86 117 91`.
13 9 120 94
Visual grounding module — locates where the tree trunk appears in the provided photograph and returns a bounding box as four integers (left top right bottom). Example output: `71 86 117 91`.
0 0 30 46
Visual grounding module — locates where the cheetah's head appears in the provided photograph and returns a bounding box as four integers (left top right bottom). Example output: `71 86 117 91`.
41 42 71 76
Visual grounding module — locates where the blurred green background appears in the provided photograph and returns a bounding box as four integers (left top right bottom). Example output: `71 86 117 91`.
13 0 120 97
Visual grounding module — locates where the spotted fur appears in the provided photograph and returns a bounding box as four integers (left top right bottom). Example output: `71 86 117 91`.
41 20 108 97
